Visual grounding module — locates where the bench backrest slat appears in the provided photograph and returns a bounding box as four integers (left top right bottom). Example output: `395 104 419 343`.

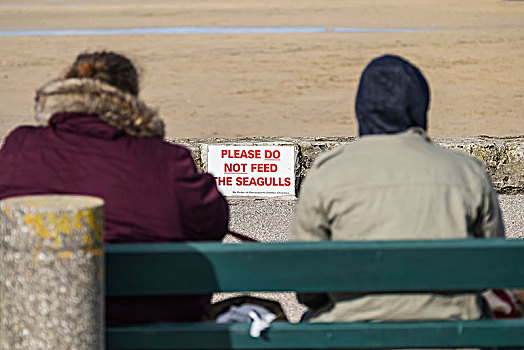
105 239 524 296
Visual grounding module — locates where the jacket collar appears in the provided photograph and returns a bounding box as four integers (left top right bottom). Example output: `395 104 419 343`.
34 78 165 138
49 113 126 139
359 126 430 141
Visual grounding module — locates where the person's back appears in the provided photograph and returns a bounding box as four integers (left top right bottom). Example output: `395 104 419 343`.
0 113 222 244
292 55 505 322
0 51 229 324
295 128 501 242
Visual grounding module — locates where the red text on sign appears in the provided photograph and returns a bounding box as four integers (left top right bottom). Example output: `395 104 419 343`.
215 177 233 186
235 177 291 186
221 149 261 159
264 150 280 159
251 163 278 172
224 163 247 173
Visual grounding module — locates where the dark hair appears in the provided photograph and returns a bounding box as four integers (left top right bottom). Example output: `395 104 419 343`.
64 51 139 96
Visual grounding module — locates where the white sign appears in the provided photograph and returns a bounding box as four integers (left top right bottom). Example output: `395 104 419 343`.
206 145 296 197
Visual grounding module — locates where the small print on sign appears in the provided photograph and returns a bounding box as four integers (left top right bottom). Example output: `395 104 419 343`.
207 145 295 197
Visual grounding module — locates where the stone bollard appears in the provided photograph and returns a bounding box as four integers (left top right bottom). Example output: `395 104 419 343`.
0 195 105 349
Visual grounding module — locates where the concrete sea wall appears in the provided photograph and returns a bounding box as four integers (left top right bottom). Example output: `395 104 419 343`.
172 135 524 195
170 136 524 242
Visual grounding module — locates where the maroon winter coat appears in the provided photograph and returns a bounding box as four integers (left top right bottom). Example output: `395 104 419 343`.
0 112 229 325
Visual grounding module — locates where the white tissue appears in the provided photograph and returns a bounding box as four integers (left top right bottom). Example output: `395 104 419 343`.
216 303 277 337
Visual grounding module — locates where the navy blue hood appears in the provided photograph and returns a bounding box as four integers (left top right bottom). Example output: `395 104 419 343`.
355 55 430 136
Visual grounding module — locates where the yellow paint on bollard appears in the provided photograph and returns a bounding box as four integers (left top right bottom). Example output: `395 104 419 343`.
20 206 104 260
23 213 49 239
57 251 73 259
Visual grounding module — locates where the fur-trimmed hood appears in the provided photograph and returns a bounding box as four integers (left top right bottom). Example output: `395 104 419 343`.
34 78 165 138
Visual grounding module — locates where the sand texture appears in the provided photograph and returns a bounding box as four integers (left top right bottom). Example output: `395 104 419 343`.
0 0 523 138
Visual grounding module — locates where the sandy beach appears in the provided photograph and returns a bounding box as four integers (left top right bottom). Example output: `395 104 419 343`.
0 0 523 139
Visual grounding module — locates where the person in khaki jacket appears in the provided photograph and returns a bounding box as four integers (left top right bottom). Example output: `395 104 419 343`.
291 54 505 322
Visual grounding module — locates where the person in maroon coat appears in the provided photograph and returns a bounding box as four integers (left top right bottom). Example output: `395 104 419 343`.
0 51 229 325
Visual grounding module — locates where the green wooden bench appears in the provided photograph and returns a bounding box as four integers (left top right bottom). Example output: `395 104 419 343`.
105 239 524 349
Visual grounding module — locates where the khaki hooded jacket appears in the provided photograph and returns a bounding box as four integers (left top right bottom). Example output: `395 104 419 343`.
291 127 505 322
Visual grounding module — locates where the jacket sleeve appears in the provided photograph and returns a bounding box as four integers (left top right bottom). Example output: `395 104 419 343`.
291 167 330 242
471 168 505 239
172 148 229 241
291 166 334 315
